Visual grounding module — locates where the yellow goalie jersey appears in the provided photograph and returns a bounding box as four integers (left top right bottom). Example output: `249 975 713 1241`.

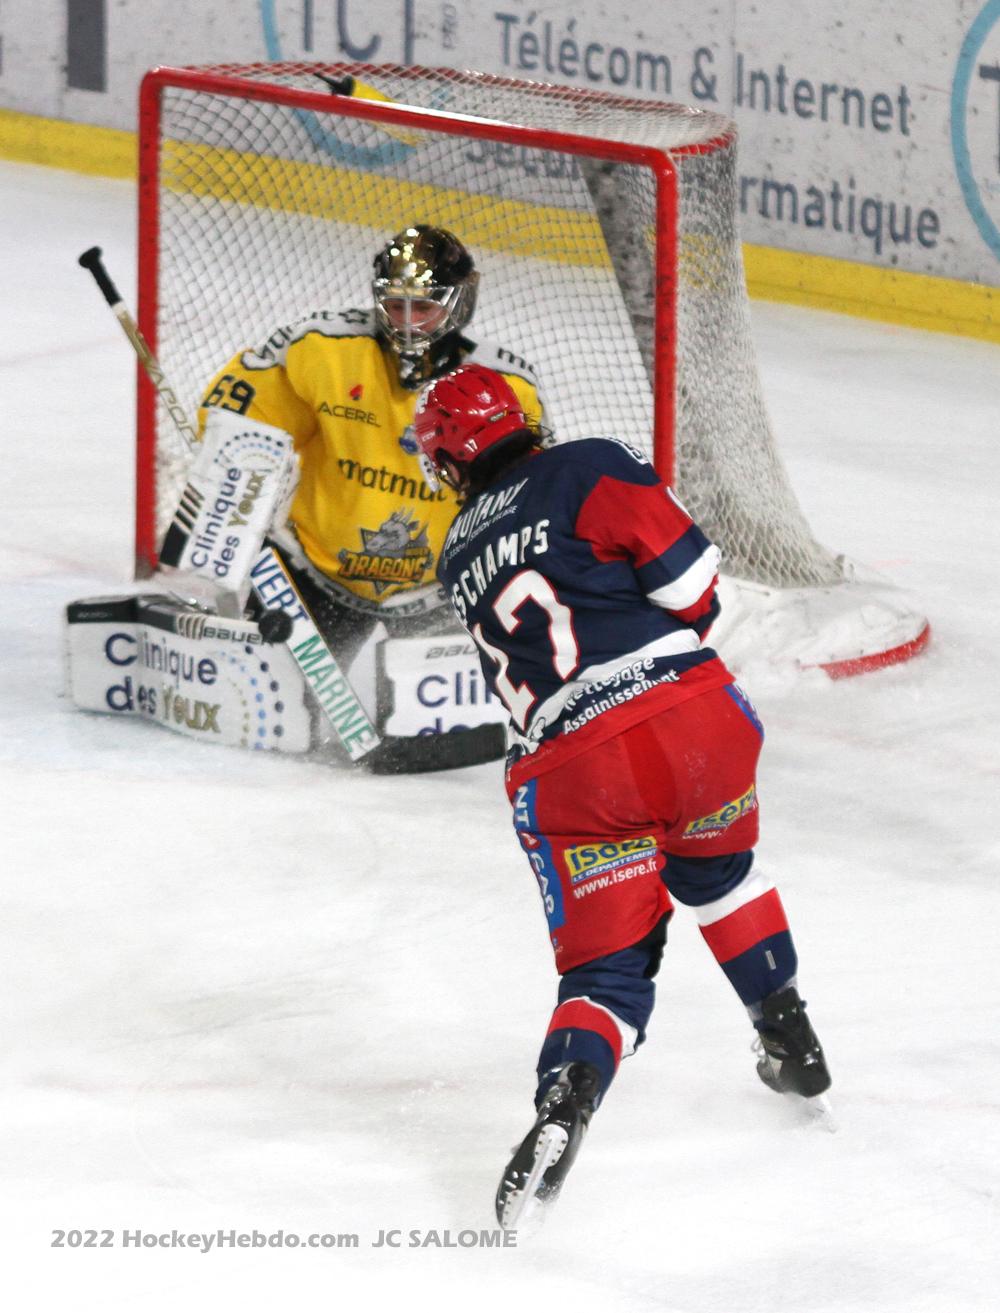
197 308 543 609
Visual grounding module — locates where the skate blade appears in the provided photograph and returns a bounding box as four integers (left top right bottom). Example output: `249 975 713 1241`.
798 1090 838 1133
499 1124 569 1233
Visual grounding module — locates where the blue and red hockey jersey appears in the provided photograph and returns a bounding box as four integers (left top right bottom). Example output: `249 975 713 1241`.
436 437 735 782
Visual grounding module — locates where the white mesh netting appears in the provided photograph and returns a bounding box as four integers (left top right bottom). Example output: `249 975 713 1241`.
145 62 844 588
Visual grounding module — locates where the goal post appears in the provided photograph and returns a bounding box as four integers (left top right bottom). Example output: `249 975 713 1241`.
136 61 929 676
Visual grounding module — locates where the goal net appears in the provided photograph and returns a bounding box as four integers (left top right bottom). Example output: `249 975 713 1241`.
137 62 928 675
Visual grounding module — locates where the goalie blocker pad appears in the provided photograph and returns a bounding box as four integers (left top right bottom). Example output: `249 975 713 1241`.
159 409 299 613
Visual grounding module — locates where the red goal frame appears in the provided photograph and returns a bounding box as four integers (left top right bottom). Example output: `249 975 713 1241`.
136 63 734 574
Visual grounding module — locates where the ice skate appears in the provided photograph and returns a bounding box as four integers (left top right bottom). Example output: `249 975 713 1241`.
495 1061 600 1232
754 986 833 1124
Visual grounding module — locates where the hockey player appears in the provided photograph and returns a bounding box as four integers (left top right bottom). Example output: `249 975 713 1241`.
193 224 544 771
412 364 832 1228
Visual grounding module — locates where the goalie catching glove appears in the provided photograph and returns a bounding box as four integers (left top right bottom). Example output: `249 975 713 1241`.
158 409 299 615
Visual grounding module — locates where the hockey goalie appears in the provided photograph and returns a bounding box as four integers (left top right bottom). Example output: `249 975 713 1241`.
67 224 544 772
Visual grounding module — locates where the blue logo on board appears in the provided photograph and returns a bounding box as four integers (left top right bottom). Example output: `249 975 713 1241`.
952 0 1000 263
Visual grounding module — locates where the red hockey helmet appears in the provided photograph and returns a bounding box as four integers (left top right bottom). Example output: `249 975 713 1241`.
413 364 529 489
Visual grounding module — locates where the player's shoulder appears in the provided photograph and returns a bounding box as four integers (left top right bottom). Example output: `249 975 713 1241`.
240 307 376 370
461 336 540 387
542 435 659 484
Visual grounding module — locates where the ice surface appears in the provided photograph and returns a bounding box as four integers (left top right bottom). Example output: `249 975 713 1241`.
1 159 998 1312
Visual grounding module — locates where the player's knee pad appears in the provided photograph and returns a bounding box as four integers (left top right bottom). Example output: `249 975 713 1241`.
663 848 755 907
554 917 669 1043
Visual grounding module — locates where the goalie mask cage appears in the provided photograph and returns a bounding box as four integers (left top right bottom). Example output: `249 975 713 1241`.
137 62 929 676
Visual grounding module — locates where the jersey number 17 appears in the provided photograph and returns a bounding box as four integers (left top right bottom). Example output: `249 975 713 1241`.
471 568 579 730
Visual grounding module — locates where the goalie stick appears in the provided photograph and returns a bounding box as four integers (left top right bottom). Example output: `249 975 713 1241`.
78 246 198 452
77 245 381 762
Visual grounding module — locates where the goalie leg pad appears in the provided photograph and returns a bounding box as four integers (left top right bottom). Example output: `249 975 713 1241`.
369 632 508 773
65 594 313 752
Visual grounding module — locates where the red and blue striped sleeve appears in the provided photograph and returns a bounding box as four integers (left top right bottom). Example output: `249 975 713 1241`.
574 463 721 634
